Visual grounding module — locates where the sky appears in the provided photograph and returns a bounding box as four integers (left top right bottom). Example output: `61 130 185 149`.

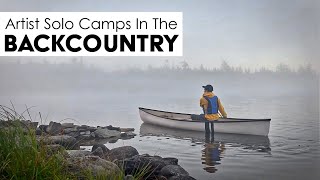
0 0 319 71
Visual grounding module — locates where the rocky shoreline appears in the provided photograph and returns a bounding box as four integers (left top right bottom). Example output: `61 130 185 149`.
1 120 196 179
38 121 137 147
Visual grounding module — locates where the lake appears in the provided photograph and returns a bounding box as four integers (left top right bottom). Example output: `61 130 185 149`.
0 92 319 180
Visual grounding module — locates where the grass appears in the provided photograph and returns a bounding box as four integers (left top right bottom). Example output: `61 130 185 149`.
0 105 153 180
0 105 70 180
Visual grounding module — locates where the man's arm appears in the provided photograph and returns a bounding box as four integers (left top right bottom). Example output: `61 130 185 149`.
200 97 208 114
218 98 227 118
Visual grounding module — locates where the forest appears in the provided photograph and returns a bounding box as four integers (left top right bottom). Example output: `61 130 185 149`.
0 58 318 97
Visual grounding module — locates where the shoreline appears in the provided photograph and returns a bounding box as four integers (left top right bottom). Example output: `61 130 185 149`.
0 119 196 179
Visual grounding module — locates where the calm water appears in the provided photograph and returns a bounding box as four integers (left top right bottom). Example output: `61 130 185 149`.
1 92 319 180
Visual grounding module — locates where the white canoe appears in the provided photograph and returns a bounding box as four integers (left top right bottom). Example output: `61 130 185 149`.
139 107 271 136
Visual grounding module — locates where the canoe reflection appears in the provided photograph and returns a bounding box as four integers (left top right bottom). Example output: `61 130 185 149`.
140 123 271 173
140 123 270 151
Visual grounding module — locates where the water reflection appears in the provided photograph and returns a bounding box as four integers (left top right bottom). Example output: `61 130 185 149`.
140 123 271 174
201 141 225 173
201 131 226 173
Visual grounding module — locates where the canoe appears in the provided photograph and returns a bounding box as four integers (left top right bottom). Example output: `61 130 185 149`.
139 107 271 136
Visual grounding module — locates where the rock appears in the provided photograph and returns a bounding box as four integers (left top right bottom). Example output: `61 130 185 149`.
90 132 95 138
160 165 189 178
94 128 121 139
163 157 178 165
108 138 119 143
91 147 105 158
63 127 77 134
22 121 38 129
81 125 90 129
120 132 137 139
155 176 168 180
108 146 139 161
79 130 91 135
124 175 134 180
36 127 42 135
67 156 120 177
168 175 196 180
106 125 120 131
88 126 98 132
67 131 80 138
67 150 91 157
78 134 94 140
61 123 75 128
120 154 167 177
38 125 48 133
76 125 97 132
120 128 135 132
76 125 88 131
46 121 63 135
40 135 79 150
92 144 109 153
91 144 109 159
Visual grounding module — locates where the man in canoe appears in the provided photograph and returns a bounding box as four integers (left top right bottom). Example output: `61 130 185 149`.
191 84 227 137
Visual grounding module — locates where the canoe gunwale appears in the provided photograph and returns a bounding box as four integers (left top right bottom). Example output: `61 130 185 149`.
139 107 271 123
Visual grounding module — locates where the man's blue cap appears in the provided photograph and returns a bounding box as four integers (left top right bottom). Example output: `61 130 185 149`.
202 84 213 92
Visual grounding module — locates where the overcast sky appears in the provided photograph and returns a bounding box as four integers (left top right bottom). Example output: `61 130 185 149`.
0 0 319 71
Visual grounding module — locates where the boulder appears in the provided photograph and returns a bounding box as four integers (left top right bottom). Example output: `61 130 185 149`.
121 154 168 177
21 120 38 129
80 125 90 129
168 175 196 180
91 144 110 159
94 128 121 139
40 135 79 150
91 147 105 158
120 128 135 132
124 175 134 180
63 127 77 134
46 121 63 135
66 131 80 138
92 144 109 153
154 176 168 180
77 134 95 140
105 125 121 131
61 123 75 128
38 125 48 133
160 165 189 178
36 127 42 135
108 146 139 161
163 157 178 166
67 150 91 158
67 156 120 177
80 130 91 135
120 132 137 139
76 125 97 132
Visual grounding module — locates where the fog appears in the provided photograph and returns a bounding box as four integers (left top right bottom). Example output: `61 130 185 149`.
0 59 318 98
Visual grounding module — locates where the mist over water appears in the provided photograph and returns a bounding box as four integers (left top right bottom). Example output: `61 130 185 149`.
0 60 319 180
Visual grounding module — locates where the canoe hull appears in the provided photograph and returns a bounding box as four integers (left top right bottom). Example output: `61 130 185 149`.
139 108 270 136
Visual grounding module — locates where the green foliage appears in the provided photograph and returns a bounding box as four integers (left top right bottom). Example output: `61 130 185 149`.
0 111 68 179
0 105 153 180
